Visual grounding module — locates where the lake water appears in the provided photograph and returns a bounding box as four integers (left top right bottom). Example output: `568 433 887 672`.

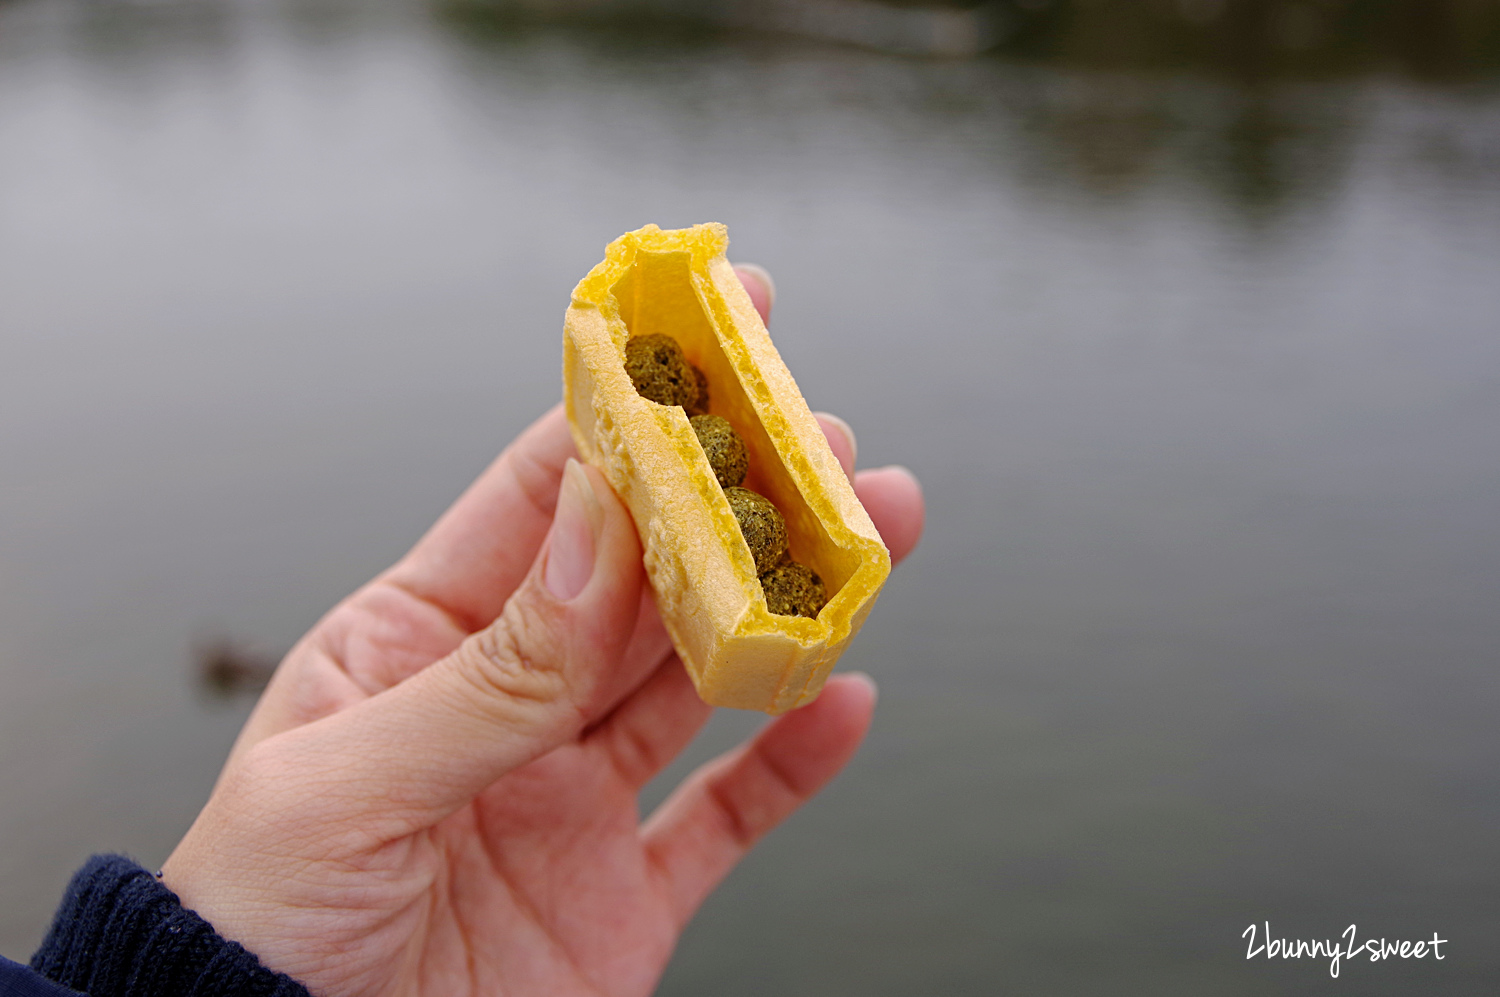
2 1 1498 992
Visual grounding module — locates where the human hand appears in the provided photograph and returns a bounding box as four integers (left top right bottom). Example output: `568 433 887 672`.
160 266 925 997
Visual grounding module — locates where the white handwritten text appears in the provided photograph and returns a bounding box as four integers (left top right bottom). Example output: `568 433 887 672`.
1242 922 1447 978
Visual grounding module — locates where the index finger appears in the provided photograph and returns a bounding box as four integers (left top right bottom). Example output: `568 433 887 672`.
381 404 576 634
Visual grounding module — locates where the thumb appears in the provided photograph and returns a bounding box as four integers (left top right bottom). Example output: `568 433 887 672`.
275 458 646 830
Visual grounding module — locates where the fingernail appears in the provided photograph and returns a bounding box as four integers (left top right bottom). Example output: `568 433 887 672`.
845 670 879 706
733 262 776 309
814 411 857 469
545 459 604 601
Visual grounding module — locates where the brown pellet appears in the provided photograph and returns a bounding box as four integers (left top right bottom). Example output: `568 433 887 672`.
724 486 788 574
686 364 710 416
625 334 700 410
759 560 826 619
690 414 748 488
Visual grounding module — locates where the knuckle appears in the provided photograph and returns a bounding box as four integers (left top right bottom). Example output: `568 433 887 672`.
705 746 803 849
612 721 666 787
706 775 760 849
452 596 573 714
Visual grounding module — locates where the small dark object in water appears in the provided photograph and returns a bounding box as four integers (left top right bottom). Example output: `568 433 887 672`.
625 334 700 409
724 485 787 573
760 561 826 619
196 639 275 696
690 414 748 488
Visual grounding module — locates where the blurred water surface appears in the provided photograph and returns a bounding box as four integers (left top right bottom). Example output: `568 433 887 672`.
2 1 1499 993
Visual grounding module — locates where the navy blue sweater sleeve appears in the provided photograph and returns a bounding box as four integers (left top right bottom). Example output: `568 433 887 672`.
29 856 311 997
1 956 87 997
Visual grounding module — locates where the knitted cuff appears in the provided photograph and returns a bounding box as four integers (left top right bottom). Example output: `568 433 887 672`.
29 855 311 997
1 955 87 997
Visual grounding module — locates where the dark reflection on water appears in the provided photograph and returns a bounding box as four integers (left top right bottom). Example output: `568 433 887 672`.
194 638 276 697
2 0 1499 993
1000 0 1500 78
436 0 1500 78
435 4 1402 226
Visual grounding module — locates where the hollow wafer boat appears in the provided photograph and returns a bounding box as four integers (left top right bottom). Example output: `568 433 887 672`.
563 223 890 713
